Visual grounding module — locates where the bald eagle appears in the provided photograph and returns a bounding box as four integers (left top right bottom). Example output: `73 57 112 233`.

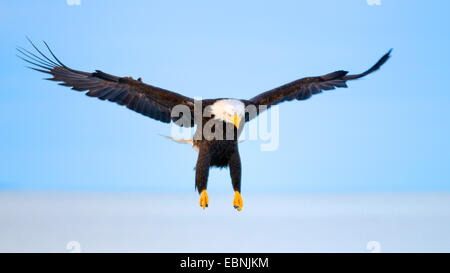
17 39 391 211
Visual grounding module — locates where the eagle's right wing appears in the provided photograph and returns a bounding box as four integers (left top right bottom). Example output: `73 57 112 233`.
17 39 195 127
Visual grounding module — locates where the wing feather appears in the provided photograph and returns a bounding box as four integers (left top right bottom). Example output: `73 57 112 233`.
18 40 195 126
247 50 391 119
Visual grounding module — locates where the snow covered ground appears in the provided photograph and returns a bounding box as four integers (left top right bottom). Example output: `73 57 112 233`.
1 192 449 252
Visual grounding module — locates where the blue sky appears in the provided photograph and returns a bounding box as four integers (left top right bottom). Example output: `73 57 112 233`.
0 0 449 192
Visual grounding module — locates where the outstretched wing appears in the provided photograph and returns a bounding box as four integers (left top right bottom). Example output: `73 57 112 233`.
247 50 391 119
17 39 195 126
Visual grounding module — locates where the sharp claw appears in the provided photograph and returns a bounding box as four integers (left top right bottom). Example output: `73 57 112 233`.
199 190 209 210
232 191 243 211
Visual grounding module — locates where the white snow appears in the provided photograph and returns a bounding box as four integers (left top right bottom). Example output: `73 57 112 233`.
0 192 449 252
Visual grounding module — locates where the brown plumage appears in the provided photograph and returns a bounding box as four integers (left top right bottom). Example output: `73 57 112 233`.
17 39 195 125
18 38 391 211
246 49 392 118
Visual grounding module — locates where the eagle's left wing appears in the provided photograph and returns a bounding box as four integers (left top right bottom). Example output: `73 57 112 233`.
246 50 391 120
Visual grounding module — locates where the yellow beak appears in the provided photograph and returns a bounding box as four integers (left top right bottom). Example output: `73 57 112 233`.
233 115 241 129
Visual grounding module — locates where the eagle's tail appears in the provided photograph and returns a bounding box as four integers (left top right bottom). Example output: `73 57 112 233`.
159 134 199 152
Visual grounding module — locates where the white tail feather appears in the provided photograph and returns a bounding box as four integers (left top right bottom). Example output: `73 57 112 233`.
159 134 199 152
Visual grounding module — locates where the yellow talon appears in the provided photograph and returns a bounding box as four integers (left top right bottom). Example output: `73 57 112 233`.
199 190 209 209
233 191 243 211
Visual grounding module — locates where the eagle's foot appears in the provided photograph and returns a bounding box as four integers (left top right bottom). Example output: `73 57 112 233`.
199 189 209 209
233 191 243 211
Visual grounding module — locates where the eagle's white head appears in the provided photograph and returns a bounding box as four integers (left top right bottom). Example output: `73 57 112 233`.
210 99 245 128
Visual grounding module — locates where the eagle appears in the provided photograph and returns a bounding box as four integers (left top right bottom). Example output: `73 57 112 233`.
17 38 391 211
